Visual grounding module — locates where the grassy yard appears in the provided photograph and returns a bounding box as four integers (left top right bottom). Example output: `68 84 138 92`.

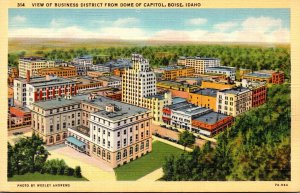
114 141 184 181
8 172 88 181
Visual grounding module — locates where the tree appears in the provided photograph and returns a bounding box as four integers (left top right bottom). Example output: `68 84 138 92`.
178 130 195 152
7 143 13 177
74 166 82 178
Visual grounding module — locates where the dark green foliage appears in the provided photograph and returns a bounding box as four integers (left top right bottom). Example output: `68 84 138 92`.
162 84 290 181
8 134 84 179
178 130 196 151
74 166 82 178
8 133 48 176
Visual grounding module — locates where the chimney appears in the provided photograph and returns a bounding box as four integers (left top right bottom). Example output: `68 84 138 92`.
26 70 30 82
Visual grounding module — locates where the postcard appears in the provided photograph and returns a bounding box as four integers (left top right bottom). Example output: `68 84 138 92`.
0 0 300 192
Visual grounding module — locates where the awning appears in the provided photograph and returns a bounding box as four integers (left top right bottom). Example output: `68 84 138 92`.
66 136 85 147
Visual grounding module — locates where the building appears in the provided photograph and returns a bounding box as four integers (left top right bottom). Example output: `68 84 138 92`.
191 111 234 137
162 101 233 137
71 76 103 91
201 80 236 90
89 64 110 73
8 87 14 107
87 71 106 77
188 88 218 111
239 68 252 77
97 76 122 88
122 54 172 123
37 66 77 78
13 74 77 109
241 70 285 84
157 81 201 99
240 79 267 107
113 68 126 77
8 67 19 86
205 66 236 81
18 57 56 78
31 94 152 168
178 56 220 74
154 66 194 80
176 77 202 85
217 87 252 117
8 106 31 129
72 55 93 76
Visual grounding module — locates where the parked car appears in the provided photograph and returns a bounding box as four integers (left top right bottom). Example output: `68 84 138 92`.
13 132 23 136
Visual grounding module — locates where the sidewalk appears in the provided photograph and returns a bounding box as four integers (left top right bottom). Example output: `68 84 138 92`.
137 168 163 181
47 145 115 181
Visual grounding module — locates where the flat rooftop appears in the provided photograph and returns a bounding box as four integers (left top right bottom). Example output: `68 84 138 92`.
20 57 46 62
192 88 218 97
33 95 149 121
179 56 220 60
157 66 189 71
244 72 272 78
38 66 76 71
15 76 75 87
69 125 90 137
219 87 250 95
194 111 229 124
206 66 236 71
172 97 187 104
97 76 121 82
71 76 101 84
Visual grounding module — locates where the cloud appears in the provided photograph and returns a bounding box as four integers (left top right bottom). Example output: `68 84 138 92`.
214 21 239 32
9 16 289 43
186 18 207 26
241 16 282 33
95 17 140 27
11 15 27 23
50 19 67 28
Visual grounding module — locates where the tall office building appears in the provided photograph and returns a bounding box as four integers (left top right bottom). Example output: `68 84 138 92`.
18 57 56 78
178 56 220 74
122 54 172 123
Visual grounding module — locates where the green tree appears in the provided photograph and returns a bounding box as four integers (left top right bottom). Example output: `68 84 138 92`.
178 130 196 152
74 166 82 178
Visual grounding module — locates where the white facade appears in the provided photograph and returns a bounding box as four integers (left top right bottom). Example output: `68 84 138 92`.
18 58 56 78
205 66 236 80
178 57 220 74
216 88 252 117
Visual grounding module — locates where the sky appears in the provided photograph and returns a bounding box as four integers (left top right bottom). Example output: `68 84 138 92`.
9 9 290 43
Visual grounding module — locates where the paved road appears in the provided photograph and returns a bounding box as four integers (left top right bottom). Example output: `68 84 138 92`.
137 168 163 181
8 126 32 145
8 126 32 136
47 144 116 181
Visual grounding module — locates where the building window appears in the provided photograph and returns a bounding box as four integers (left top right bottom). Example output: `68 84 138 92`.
108 132 110 137
123 138 126 146
49 136 54 143
123 130 126 135
146 140 149 148
97 147 101 156
56 134 60 141
117 132 120 137
117 141 120 148
141 142 144 150
72 120 75 126
57 124 60 131
103 139 105 146
129 147 133 155
77 120 80 125
103 130 106 134
130 127 132 132
78 112 80 117
135 134 138 141
141 132 144 139
135 144 139 152
123 150 127 158
146 130 149 136
50 125 53 132
107 152 111 160
72 114 75 118
102 150 106 158
130 136 133 144
63 122 66 129
108 141 110 147
117 152 121 161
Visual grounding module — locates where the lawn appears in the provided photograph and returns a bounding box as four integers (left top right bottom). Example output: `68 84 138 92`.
8 172 88 181
114 141 184 181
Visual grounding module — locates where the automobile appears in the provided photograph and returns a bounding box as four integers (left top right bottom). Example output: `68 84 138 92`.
13 131 23 136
